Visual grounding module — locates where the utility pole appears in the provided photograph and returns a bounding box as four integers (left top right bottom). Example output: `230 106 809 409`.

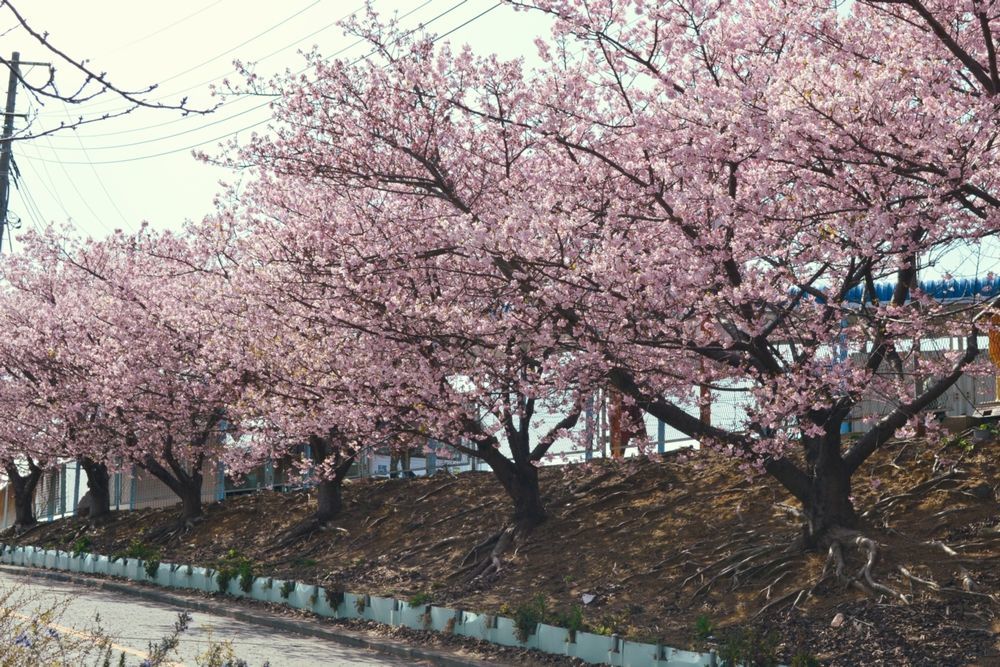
0 51 21 251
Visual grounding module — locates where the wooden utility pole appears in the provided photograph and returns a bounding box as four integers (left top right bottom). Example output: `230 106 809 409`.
0 52 47 251
0 51 21 250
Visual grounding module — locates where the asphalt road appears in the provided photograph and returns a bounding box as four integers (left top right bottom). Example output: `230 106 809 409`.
0 570 425 666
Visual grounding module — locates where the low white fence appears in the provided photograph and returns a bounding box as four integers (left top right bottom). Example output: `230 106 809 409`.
0 543 738 667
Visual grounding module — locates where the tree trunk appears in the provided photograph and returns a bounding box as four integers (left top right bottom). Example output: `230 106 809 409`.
309 432 355 523
179 484 204 521
315 477 344 522
268 433 356 549
801 426 857 547
458 449 547 578
13 486 37 528
478 446 547 531
142 451 204 522
508 461 546 528
804 459 857 546
4 461 42 530
79 458 111 522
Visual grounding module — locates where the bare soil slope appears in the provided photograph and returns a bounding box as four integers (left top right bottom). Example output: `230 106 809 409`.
9 438 1000 666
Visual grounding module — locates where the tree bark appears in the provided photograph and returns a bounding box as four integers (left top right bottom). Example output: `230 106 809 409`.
4 460 42 530
801 426 857 546
79 457 111 522
178 482 204 522
141 445 205 522
309 432 356 523
477 446 547 530
455 404 581 535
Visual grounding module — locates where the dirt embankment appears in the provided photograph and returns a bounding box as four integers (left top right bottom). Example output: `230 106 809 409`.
8 438 1000 666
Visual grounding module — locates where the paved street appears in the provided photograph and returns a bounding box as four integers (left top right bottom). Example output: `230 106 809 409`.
0 570 424 666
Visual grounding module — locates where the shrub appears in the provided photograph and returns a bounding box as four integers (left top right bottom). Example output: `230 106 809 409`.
694 614 715 641
112 537 159 563
554 604 584 642
512 595 548 642
280 580 296 599
214 549 255 594
717 627 780 667
325 588 345 609
111 537 160 578
70 536 91 558
408 592 432 608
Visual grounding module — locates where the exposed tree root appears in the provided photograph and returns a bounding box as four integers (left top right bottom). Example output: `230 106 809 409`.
773 503 805 521
365 512 393 532
569 470 617 496
843 531 909 603
267 516 331 552
145 515 204 544
682 542 786 596
621 546 704 585
414 481 459 503
11 523 40 538
561 489 640 518
868 470 967 517
754 585 805 618
396 534 473 561
747 528 927 618
898 566 999 604
454 520 535 580
458 531 502 569
604 508 658 533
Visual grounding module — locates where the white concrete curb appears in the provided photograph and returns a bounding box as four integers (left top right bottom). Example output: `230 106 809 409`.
0 543 731 667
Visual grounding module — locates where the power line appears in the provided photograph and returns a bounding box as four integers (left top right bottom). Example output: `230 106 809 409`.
39 0 331 120
31 94 266 152
57 99 133 230
18 0 498 166
35 128 117 234
37 0 441 141
155 0 325 88
10 158 48 233
15 139 87 229
107 0 231 54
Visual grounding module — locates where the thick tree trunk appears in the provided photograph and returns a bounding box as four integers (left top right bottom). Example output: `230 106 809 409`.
508 462 547 529
478 447 547 531
79 458 111 522
309 432 355 523
13 491 36 528
179 484 204 521
12 485 38 529
457 449 547 578
803 457 857 546
801 425 857 547
315 477 344 522
268 433 355 549
142 451 204 522
4 460 42 530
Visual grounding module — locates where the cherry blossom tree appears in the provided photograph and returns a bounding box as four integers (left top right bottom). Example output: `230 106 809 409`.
220 0 999 573
0 233 105 528
2 228 243 525
513 0 999 548
199 190 587 568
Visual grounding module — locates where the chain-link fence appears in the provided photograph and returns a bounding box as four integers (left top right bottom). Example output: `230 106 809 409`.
3 360 996 531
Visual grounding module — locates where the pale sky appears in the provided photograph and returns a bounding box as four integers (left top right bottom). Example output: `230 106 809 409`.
1 0 548 244
2 1 996 278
